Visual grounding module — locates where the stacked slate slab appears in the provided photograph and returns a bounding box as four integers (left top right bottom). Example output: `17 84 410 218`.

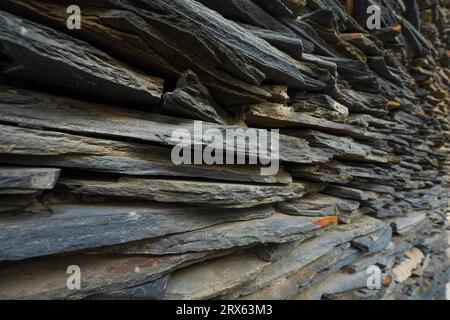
0 0 449 300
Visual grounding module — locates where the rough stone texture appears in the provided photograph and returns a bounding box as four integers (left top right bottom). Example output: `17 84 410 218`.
0 10 164 107
276 193 360 218
0 86 332 165
56 177 298 208
161 70 235 125
0 203 274 261
0 250 235 300
0 124 292 184
164 253 270 300
97 214 337 255
0 167 60 190
0 0 448 301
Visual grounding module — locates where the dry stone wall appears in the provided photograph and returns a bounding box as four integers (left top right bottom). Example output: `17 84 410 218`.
0 0 449 300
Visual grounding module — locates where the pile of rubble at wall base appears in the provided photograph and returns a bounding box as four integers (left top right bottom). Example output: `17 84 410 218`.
0 0 449 300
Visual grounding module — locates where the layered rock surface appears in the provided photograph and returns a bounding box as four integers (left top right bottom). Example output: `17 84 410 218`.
0 0 448 300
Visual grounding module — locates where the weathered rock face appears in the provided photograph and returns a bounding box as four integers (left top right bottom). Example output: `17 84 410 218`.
0 0 448 301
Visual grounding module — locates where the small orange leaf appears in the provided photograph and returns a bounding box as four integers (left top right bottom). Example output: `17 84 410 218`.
314 216 338 228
